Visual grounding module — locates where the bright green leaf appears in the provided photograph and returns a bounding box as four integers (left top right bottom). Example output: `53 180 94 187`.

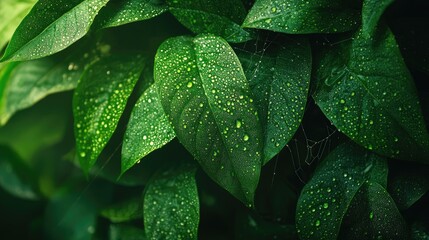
340 182 407 239
243 0 360 34
296 142 388 240
94 0 167 29
101 197 142 223
167 0 253 43
155 34 263 205
362 0 395 36
1 0 109 62
313 26 429 162
144 164 199 240
0 145 39 200
122 85 175 175
73 54 144 173
0 0 37 50
237 37 311 164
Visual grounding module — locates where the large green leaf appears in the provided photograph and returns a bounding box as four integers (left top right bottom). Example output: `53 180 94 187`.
236 37 311 164
122 85 175 175
73 54 144 173
167 0 252 43
339 182 407 239
243 0 360 34
143 164 199 240
362 0 395 36
296 142 388 240
94 0 167 29
154 34 263 205
313 26 429 162
0 0 109 62
0 0 37 50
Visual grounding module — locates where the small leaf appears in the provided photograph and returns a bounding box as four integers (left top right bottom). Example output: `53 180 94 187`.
340 182 407 239
144 164 199 240
101 197 142 223
243 0 360 34
73 54 144 173
1 0 109 62
0 0 37 50
122 85 175 175
237 36 311 164
167 0 252 43
313 25 429 161
0 145 39 200
94 0 167 29
362 0 395 36
296 142 388 240
155 34 263 205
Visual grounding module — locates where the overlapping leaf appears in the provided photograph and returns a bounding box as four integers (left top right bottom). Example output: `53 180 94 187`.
1 0 109 62
74 54 144 173
243 0 360 33
362 0 395 36
154 34 263 205
313 25 429 162
237 37 311 164
167 0 252 43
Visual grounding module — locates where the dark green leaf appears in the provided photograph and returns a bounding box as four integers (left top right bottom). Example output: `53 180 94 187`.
237 37 311 164
74 54 144 173
296 142 388 240
243 0 360 33
411 222 429 240
362 0 395 36
155 35 263 205
0 0 37 50
1 0 109 62
340 182 408 239
167 0 252 43
389 164 429 210
94 0 167 29
109 224 146 240
0 145 39 200
101 197 142 223
144 164 199 240
122 85 175 175
313 26 429 161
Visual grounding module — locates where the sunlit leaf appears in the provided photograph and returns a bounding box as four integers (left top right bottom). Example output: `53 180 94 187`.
74 54 144 173
155 34 263 205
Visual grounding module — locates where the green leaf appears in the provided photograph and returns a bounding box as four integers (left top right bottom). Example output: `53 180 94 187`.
167 0 253 43
94 0 167 29
236 36 311 164
73 54 144 173
243 0 360 34
0 0 37 50
0 38 105 125
109 224 146 240
388 164 429 210
313 26 429 162
0 145 39 200
340 182 407 239
362 0 395 36
101 197 142 223
144 164 199 240
154 34 263 205
296 142 388 240
411 222 429 240
1 0 109 62
122 85 175 175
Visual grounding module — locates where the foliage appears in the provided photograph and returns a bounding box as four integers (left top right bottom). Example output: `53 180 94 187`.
1 0 429 239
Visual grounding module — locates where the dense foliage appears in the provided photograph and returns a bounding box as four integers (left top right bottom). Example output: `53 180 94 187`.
1 0 429 239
